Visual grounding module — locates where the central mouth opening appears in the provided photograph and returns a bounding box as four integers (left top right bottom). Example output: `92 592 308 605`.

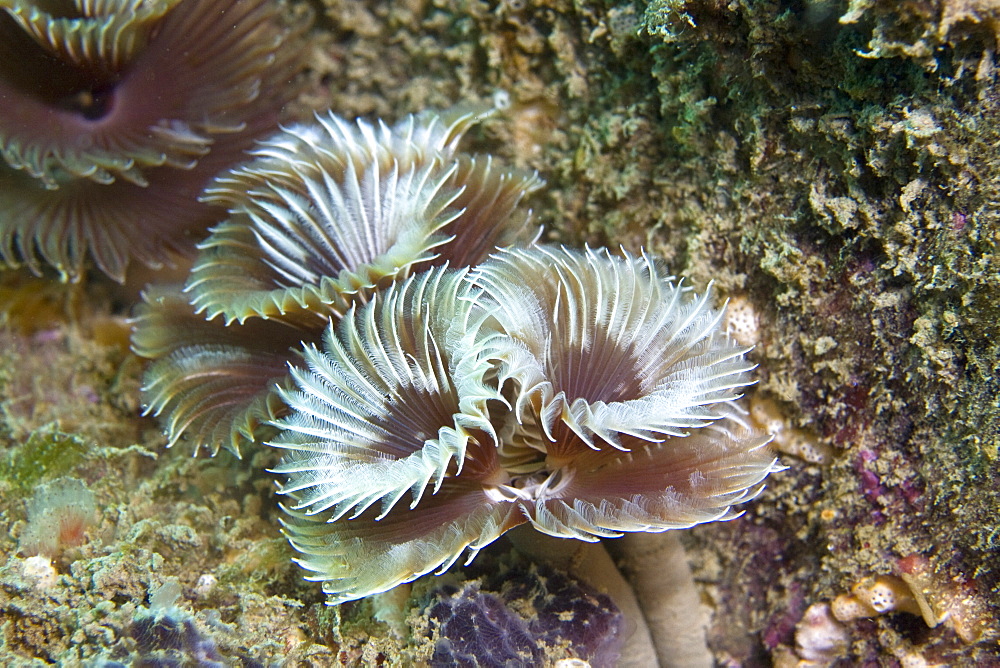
0 12 121 123
61 86 116 121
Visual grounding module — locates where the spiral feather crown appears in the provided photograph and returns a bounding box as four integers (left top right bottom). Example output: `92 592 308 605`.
271 246 779 604
133 106 542 456
186 106 542 326
129 104 779 604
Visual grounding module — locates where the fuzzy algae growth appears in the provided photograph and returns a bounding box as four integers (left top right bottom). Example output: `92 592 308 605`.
2 0 1000 665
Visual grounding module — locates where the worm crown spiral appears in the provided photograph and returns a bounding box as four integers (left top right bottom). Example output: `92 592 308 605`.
269 246 780 603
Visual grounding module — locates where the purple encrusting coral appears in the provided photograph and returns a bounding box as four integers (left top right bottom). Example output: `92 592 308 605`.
426 561 625 667
92 604 266 668
429 586 541 667
125 613 229 668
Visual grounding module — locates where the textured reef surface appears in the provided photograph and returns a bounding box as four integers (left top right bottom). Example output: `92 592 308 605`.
2 0 999 666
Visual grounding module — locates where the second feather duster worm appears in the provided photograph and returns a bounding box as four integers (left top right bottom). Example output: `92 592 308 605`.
0 0 308 281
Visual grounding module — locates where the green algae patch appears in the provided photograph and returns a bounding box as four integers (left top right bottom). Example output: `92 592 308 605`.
1 426 91 494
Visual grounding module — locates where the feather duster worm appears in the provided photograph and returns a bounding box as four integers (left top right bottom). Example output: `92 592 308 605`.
132 108 542 455
185 106 542 325
0 0 308 282
272 267 525 602
131 285 305 454
271 246 780 603
468 246 780 540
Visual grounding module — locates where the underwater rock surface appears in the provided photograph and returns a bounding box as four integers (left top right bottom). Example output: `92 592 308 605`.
1 0 999 665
